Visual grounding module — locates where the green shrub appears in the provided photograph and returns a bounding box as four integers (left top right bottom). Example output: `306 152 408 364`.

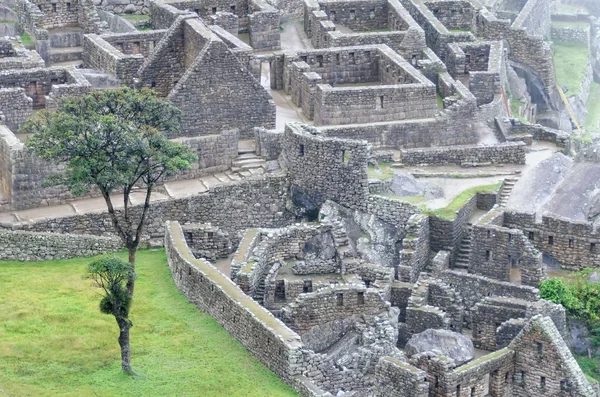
540 270 600 324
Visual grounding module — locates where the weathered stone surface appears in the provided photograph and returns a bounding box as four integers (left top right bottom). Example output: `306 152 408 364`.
405 329 474 365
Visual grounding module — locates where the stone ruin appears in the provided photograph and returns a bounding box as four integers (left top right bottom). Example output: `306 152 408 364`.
1 0 600 395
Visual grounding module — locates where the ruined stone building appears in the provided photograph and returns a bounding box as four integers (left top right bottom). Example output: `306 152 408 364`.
0 0 600 395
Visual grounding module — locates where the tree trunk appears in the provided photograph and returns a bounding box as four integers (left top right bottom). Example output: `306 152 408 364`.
116 317 133 375
126 247 136 296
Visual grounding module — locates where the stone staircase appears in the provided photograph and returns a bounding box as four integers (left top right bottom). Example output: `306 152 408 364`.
453 225 472 270
327 218 361 271
253 278 266 305
498 177 519 207
47 27 84 67
232 153 267 176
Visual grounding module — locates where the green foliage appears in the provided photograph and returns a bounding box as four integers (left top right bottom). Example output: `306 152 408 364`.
22 88 196 197
88 257 135 318
21 88 197 252
0 250 298 396
540 269 600 324
540 278 580 310
574 354 600 383
19 32 32 45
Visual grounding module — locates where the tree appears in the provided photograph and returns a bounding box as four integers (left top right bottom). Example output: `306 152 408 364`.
21 87 197 374
88 257 136 374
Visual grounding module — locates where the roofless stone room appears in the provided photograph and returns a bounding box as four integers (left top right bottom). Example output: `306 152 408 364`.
2 0 600 395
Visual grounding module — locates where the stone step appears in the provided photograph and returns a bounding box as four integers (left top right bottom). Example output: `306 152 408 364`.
236 153 262 160
51 60 83 68
48 46 83 64
233 158 266 167
453 261 469 270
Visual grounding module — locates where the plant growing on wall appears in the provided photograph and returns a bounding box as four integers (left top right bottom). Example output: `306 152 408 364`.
20 87 197 375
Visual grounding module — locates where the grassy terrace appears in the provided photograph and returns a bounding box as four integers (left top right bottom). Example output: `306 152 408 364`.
424 183 501 220
119 14 150 23
585 82 600 132
368 162 395 180
0 250 298 397
553 42 590 97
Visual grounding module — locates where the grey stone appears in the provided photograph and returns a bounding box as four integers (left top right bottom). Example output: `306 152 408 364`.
405 329 474 365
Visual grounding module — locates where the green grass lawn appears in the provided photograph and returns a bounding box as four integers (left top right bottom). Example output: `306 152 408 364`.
553 42 590 97
424 183 501 220
368 162 395 180
119 14 150 23
585 82 600 132
0 250 298 397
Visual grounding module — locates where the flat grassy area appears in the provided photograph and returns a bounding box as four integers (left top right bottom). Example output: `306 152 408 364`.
368 162 395 180
553 42 590 97
119 14 150 23
425 183 501 220
585 82 600 132
0 250 298 397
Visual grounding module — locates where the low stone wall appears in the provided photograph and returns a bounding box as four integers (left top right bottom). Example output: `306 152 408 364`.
82 34 144 86
164 220 306 385
373 357 429 397
97 10 137 33
281 284 389 333
400 142 527 165
439 269 539 326
0 228 122 261
551 25 589 46
5 174 295 243
398 213 429 282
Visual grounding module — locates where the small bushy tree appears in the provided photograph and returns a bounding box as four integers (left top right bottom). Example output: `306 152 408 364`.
88 257 136 374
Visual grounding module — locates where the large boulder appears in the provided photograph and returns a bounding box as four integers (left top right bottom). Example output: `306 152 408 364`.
405 329 474 365
388 173 443 199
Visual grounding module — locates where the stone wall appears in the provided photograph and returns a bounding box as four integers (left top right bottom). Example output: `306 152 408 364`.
439 269 539 326
469 219 545 287
282 123 370 210
5 174 295 243
96 0 149 15
101 29 167 58
139 16 275 138
373 357 429 397
164 220 308 388
314 81 437 126
0 228 122 260
511 0 551 38
166 220 417 396
551 24 590 46
503 211 600 269
83 34 144 86
181 223 233 261
172 129 238 179
398 213 429 282
508 315 596 396
0 88 33 132
97 10 137 33
0 126 80 210
281 284 389 333
400 142 526 165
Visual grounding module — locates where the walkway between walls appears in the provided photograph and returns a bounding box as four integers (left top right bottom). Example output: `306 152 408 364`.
0 140 266 225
